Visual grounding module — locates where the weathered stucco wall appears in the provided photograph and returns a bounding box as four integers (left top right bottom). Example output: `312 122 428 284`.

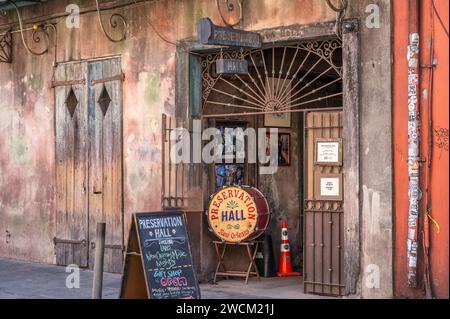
346 0 394 299
0 38 56 263
0 0 335 266
0 0 397 298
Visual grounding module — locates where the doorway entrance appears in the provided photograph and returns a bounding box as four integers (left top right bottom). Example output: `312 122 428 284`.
199 40 345 296
53 58 124 273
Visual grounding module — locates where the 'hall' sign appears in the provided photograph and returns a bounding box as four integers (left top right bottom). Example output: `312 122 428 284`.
197 17 262 48
216 58 248 75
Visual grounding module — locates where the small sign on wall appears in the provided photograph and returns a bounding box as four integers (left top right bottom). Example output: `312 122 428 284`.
314 138 342 166
315 173 343 200
216 59 248 74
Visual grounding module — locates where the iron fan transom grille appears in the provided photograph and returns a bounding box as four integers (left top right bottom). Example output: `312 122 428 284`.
201 39 343 117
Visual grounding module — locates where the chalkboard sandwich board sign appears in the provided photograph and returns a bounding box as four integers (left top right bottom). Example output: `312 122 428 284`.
120 211 201 299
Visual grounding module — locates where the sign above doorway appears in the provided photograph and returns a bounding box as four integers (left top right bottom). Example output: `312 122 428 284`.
197 17 262 48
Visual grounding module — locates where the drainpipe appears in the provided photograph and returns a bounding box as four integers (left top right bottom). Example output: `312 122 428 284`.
406 0 421 288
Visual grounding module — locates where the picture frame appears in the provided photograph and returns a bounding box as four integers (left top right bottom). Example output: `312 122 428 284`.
215 164 245 190
264 77 292 128
215 122 248 163
265 132 291 166
314 138 343 166
264 112 292 128
314 173 343 201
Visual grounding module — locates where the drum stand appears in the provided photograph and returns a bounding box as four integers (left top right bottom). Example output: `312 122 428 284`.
213 241 262 285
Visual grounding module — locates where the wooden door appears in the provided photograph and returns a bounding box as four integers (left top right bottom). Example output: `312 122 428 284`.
303 111 345 296
55 59 123 273
88 59 124 273
55 62 89 267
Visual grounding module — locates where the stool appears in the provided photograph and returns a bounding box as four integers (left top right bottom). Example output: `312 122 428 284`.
213 240 262 285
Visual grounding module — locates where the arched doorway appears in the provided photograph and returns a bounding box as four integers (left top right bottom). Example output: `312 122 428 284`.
200 39 345 296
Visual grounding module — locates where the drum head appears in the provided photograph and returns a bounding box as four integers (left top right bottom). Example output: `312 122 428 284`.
208 186 258 243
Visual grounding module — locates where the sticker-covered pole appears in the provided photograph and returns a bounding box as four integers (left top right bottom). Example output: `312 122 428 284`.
406 0 421 288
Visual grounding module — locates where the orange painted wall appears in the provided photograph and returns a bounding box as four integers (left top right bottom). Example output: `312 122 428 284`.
394 0 449 299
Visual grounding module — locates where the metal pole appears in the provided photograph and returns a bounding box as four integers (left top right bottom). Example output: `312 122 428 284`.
406 0 421 288
92 222 106 299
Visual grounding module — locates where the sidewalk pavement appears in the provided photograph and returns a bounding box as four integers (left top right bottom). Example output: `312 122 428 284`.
0 257 120 299
0 257 328 299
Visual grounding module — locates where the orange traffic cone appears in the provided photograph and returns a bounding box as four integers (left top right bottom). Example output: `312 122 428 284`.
277 220 301 277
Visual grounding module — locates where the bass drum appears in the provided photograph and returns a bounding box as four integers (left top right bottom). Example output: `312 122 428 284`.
207 186 271 243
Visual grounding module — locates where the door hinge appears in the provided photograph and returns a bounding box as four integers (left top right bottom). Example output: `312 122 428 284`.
91 73 125 85
51 79 86 88
53 237 87 247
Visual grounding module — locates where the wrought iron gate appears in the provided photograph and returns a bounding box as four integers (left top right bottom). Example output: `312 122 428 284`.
303 111 344 296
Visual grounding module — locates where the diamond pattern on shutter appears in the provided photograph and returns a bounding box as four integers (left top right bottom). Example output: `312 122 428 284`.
98 85 111 116
66 87 78 118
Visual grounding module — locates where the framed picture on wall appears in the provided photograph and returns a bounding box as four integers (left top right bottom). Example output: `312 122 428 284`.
264 112 292 128
215 164 245 191
314 173 343 200
265 132 291 166
264 77 292 128
314 138 343 166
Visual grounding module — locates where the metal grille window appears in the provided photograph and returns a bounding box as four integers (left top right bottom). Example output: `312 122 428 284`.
161 114 202 210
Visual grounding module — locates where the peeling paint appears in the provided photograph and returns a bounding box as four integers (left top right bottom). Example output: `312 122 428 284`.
362 184 393 298
10 135 28 166
128 167 147 191
145 74 161 105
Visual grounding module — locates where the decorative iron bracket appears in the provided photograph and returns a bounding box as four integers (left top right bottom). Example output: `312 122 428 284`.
95 0 127 43
325 0 348 38
0 29 12 63
6 0 56 56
